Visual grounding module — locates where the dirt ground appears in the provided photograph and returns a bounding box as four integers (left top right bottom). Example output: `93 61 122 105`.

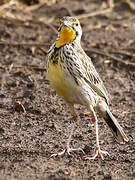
0 0 135 180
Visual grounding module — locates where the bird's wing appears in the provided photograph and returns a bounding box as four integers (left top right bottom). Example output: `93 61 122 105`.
74 49 109 104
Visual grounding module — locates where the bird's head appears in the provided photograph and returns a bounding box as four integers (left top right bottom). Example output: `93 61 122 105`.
56 16 82 48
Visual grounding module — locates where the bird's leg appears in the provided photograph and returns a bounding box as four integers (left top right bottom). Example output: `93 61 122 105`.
51 104 84 157
85 108 109 160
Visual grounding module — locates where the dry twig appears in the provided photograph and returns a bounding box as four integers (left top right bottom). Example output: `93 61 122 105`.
0 40 47 47
0 65 46 72
85 47 135 67
77 7 113 20
109 50 135 58
14 101 26 113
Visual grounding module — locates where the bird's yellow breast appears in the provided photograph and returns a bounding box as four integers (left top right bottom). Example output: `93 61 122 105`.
48 60 75 102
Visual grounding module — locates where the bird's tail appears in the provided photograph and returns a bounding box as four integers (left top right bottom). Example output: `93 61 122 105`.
104 109 129 143
98 101 129 144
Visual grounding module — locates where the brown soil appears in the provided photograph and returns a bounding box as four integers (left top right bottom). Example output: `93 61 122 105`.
0 0 135 180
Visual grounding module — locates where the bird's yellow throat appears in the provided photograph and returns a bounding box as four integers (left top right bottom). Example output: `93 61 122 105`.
56 26 76 48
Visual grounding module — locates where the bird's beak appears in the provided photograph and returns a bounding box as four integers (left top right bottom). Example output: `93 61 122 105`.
63 21 71 27
58 21 71 32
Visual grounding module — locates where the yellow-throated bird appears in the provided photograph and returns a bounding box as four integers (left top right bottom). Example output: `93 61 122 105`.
46 16 128 160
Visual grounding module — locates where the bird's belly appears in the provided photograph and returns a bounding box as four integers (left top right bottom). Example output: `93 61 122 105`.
48 64 81 103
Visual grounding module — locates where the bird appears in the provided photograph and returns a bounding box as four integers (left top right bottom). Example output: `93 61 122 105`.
46 16 129 160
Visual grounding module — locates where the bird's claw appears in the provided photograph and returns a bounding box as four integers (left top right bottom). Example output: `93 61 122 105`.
84 148 110 160
50 149 66 157
50 146 85 157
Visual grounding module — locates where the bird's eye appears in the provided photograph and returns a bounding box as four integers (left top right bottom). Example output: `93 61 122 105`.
76 23 79 26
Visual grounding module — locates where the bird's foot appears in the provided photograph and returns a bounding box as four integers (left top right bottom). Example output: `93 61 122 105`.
85 148 109 160
50 146 85 157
